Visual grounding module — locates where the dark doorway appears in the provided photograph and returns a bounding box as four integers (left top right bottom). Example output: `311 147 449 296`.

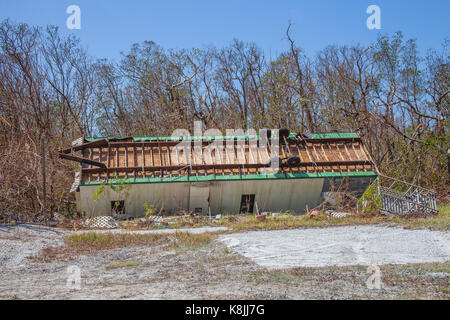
111 200 125 215
240 194 255 213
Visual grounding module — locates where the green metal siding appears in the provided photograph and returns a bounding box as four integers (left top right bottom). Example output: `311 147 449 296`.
80 170 377 186
84 132 359 142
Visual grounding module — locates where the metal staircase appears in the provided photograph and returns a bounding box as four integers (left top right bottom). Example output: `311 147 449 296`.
376 174 437 215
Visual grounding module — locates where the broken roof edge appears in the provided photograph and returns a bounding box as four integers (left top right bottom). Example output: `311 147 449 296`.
80 170 377 186
84 132 359 142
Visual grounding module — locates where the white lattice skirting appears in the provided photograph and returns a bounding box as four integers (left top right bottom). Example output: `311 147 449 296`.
84 216 119 229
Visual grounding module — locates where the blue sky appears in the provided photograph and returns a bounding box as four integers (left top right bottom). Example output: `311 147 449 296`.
1 1 448 61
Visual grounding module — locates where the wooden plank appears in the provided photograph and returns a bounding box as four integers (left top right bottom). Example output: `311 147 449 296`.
225 142 230 164
257 145 263 165
141 144 145 176
343 143 353 171
248 140 255 164
83 159 372 174
311 143 321 161
320 144 329 162
150 146 154 166
89 148 93 168
116 147 119 168
167 146 172 166
352 142 362 160
175 145 180 165
336 143 346 161
304 143 314 163
294 144 302 161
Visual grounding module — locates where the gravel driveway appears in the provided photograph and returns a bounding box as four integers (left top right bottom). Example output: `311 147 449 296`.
218 225 450 269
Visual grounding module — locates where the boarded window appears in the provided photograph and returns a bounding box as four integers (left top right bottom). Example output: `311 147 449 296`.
240 194 255 213
111 200 125 215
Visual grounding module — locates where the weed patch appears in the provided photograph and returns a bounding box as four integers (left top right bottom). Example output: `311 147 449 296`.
34 231 215 262
105 261 141 269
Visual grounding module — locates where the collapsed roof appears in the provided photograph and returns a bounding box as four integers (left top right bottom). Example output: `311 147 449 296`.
59 132 377 185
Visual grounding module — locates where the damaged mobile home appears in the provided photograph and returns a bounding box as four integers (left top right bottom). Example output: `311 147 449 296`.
59 130 379 217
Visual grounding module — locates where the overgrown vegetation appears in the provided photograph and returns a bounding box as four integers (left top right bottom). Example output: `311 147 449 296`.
358 181 382 215
0 19 448 222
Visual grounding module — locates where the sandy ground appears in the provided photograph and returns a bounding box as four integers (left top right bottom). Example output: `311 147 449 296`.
218 225 450 269
0 224 448 299
0 224 69 269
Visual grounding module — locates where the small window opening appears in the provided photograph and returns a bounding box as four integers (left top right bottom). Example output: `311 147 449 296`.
240 194 255 213
111 200 125 215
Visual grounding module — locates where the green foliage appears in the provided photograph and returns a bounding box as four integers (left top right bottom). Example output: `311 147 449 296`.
143 201 158 217
379 129 449 189
358 180 382 215
108 172 131 193
91 174 131 216
67 202 76 217
438 202 450 214
92 184 106 202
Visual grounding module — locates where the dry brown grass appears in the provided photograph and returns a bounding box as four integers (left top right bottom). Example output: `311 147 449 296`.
32 231 215 262
247 261 450 299
69 201 450 234
220 213 385 232
194 202 450 232
210 211 449 232
66 231 214 252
